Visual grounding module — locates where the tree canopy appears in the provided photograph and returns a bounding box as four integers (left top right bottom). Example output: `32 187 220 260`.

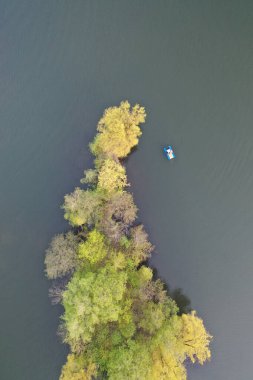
45 232 78 279
60 354 96 380
97 158 127 193
62 188 101 226
90 101 146 158
62 265 127 350
78 229 108 264
45 101 212 380
99 192 137 243
178 311 212 364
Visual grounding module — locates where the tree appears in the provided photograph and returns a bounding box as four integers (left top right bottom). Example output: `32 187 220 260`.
100 192 137 243
97 158 127 193
80 169 98 187
45 232 78 279
134 278 178 336
151 347 186 380
128 225 153 264
78 230 108 264
107 341 152 380
137 301 169 335
62 265 127 350
60 354 96 380
139 279 167 303
178 311 212 364
49 276 70 305
90 101 146 158
62 188 101 226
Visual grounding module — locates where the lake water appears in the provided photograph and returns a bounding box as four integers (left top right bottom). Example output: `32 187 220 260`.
1 1 253 379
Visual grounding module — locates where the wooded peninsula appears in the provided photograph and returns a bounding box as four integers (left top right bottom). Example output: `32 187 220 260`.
45 101 212 380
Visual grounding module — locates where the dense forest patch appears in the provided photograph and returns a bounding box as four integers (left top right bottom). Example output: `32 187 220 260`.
45 101 212 380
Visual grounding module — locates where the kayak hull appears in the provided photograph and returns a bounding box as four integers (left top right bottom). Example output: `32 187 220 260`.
163 146 175 160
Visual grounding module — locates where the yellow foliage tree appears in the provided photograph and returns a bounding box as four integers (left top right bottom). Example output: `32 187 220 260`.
60 354 96 380
179 311 212 364
151 346 186 380
97 159 127 193
90 101 146 158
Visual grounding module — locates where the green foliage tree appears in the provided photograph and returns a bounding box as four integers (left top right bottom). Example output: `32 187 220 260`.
62 265 127 350
45 232 78 279
138 301 170 335
78 229 108 264
90 101 146 158
107 341 152 380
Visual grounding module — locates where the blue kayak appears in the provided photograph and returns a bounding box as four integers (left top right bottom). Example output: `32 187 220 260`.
163 145 175 160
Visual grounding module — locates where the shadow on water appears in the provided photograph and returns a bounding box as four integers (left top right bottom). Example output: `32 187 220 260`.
169 288 191 315
151 267 191 315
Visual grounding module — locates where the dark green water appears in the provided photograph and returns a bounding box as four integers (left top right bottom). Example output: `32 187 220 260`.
1 1 253 379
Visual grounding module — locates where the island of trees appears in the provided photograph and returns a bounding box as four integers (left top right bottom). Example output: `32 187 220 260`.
45 101 212 380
